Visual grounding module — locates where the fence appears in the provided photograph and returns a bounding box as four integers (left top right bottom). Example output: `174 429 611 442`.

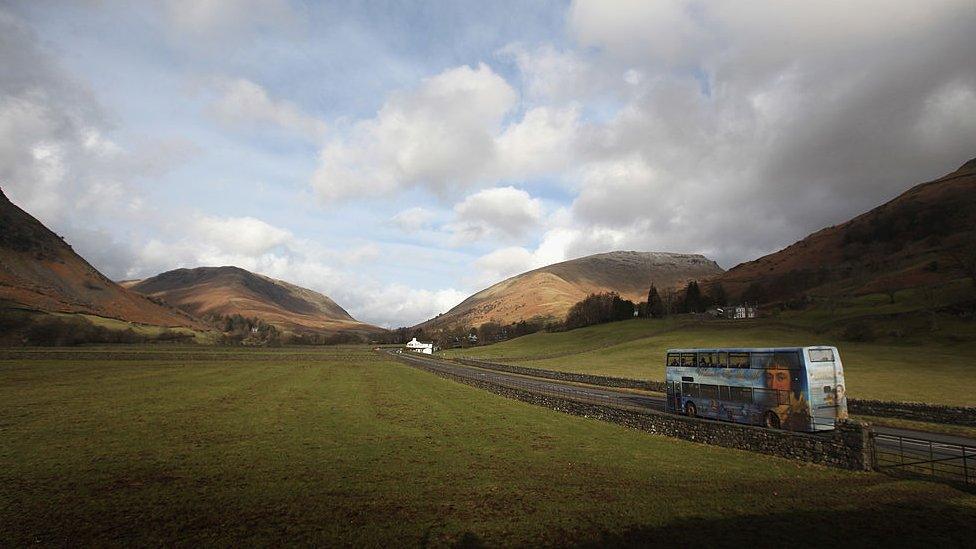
872 431 974 486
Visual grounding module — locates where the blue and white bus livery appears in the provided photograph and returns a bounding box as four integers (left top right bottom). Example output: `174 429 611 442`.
664 347 848 432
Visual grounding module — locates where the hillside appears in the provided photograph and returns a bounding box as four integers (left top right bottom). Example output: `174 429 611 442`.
0 188 205 329
711 158 976 303
419 251 723 330
126 266 385 336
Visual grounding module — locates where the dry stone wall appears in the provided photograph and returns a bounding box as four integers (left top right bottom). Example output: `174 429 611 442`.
405 355 873 471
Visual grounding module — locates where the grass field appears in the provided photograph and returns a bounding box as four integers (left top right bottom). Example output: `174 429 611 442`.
2 346 975 545
446 318 976 406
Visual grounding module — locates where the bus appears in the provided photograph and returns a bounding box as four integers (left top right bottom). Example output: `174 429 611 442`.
665 347 848 432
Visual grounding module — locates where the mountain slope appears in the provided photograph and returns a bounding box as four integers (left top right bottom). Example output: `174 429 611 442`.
420 251 723 330
126 266 385 335
711 157 976 302
0 188 204 328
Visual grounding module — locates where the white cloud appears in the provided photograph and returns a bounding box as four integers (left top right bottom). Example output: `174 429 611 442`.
210 78 326 140
447 186 544 244
495 106 580 177
194 215 292 256
311 63 517 202
391 207 436 233
344 284 467 329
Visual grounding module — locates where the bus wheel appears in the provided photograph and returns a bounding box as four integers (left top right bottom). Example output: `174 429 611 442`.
685 402 697 418
764 411 781 429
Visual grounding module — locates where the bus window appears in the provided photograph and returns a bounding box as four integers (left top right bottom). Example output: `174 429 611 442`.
667 353 680 367
717 352 729 367
729 353 750 368
751 352 773 369
682 382 700 398
719 385 731 401
680 353 696 367
772 352 800 369
809 348 835 362
730 386 753 403
700 384 719 400
698 353 716 367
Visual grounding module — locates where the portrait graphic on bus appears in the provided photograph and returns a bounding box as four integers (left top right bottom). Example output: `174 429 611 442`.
760 359 810 431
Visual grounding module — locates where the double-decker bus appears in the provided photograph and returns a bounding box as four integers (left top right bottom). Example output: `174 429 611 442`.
665 347 848 431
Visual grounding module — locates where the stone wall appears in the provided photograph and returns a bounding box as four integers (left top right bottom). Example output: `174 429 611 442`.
404 355 872 471
849 399 976 427
455 357 976 428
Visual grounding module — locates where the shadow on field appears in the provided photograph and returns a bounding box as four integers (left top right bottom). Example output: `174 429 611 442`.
577 502 976 547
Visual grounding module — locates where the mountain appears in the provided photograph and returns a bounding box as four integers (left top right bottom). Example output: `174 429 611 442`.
418 251 724 330
125 266 385 335
711 158 976 303
0 188 204 329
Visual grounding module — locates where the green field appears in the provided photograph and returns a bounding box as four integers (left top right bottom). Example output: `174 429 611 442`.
2 346 975 545
446 318 976 406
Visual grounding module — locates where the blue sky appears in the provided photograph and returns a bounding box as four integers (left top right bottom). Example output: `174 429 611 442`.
2 1 975 327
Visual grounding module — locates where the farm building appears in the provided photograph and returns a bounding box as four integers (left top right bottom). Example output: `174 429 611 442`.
405 337 435 354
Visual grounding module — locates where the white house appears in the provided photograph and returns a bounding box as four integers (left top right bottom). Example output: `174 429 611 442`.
405 337 434 355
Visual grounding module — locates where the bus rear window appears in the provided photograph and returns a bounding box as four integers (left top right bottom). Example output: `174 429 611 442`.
809 349 835 362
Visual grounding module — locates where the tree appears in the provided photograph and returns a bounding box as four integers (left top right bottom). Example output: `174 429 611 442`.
564 292 635 330
741 282 766 305
662 288 679 316
707 284 727 308
683 281 705 313
646 284 665 318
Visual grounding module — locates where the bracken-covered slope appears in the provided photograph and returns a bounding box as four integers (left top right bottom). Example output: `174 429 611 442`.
419 251 723 330
126 266 385 335
0 188 204 328
711 157 976 302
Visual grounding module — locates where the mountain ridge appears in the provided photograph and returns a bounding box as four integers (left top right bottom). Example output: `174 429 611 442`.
417 250 723 330
710 157 976 302
127 266 385 335
0 187 206 329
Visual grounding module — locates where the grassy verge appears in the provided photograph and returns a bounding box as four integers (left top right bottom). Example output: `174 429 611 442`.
2 346 975 545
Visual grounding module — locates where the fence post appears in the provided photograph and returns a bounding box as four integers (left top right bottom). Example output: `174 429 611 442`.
964 447 970 485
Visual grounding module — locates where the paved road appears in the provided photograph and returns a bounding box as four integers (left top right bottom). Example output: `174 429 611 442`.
390 351 976 480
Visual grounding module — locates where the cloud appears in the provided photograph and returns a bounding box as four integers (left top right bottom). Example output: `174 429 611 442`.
160 0 297 37
447 186 544 244
391 207 436 233
311 63 517 202
495 106 580 177
194 215 292 256
537 0 976 268
209 78 326 140
0 8 172 238
341 284 467 329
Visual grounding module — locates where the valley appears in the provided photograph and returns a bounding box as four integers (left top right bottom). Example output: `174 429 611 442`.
2 345 973 546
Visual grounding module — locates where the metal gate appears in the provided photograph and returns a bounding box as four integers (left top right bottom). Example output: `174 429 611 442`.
873 432 974 486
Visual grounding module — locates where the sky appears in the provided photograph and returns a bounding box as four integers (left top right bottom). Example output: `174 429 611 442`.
2 0 975 328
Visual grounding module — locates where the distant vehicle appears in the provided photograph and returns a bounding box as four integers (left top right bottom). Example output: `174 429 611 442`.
665 347 848 431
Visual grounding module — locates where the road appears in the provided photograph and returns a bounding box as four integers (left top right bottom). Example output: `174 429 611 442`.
389 350 975 483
